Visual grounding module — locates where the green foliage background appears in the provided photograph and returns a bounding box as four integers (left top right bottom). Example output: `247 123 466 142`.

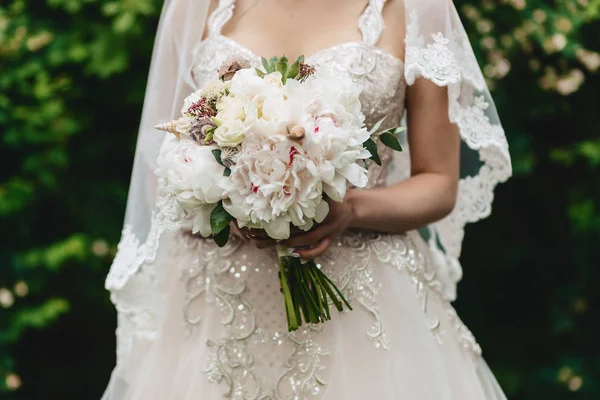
0 0 598 398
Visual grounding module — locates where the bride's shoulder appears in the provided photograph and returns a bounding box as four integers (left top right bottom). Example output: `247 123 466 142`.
207 0 219 15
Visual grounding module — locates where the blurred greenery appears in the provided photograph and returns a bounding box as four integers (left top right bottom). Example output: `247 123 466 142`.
0 0 598 398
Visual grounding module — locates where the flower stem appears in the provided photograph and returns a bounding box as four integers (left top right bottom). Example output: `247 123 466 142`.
276 248 352 332
279 257 299 331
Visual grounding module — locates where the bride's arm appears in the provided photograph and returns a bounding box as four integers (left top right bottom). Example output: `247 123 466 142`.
282 79 460 258
348 78 460 233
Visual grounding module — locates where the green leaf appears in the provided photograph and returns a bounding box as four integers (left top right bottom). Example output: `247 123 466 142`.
276 56 288 82
212 149 224 166
223 167 231 176
204 127 216 143
210 202 233 235
267 56 279 73
363 138 381 166
0 298 70 343
297 55 305 63
255 68 265 78
261 57 271 72
287 60 299 80
213 225 230 247
113 12 135 33
369 117 386 135
380 132 403 152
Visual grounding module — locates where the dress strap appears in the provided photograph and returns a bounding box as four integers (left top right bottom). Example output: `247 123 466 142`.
358 0 387 46
207 0 236 37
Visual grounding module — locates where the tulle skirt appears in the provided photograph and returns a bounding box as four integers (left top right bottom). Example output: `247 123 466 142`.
102 229 507 400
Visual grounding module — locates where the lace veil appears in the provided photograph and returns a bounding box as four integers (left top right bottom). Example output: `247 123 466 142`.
395 0 512 300
104 0 511 370
105 0 210 292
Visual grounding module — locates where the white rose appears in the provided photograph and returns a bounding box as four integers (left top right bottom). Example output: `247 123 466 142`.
213 119 245 147
175 115 193 137
263 71 283 87
217 95 246 120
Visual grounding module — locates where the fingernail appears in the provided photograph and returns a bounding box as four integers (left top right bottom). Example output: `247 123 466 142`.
290 252 300 258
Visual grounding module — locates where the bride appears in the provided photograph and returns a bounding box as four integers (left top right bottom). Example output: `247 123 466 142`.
102 0 512 399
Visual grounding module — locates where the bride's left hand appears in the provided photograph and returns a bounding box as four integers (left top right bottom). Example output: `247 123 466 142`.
280 195 355 258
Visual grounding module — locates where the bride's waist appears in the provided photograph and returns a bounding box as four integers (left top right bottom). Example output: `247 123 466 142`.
178 228 429 266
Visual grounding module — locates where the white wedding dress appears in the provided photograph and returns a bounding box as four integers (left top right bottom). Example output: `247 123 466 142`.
102 1 512 399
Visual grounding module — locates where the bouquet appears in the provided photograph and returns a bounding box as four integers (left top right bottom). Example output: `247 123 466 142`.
155 55 403 331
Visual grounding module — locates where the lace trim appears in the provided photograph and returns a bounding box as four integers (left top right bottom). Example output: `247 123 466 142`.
208 0 236 37
370 233 445 343
105 195 182 291
405 11 461 87
187 232 482 398
358 0 387 46
404 9 512 297
329 232 390 350
445 304 482 357
181 236 329 399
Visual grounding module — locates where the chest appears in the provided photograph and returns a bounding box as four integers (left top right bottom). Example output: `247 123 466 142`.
218 0 371 59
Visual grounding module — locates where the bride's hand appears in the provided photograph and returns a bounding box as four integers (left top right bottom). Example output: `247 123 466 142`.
280 196 354 258
229 221 277 249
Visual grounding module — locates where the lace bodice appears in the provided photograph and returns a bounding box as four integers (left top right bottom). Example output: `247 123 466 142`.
191 0 407 188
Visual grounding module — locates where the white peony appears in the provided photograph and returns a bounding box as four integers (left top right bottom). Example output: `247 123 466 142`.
155 136 226 236
220 134 327 239
213 118 245 147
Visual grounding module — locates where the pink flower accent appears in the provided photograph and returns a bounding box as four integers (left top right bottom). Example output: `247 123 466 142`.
187 98 216 118
298 62 316 82
288 147 299 167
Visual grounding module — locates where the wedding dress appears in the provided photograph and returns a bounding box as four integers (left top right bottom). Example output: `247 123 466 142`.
102 0 512 399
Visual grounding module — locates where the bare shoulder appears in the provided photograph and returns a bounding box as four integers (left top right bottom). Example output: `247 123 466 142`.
380 0 406 59
207 0 219 15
